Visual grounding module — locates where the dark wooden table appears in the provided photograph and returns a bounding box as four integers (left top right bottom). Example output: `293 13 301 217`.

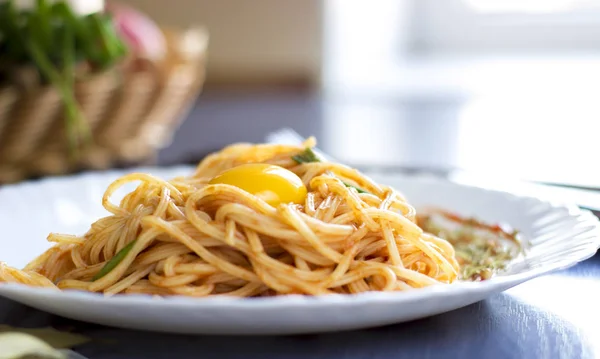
1 87 599 359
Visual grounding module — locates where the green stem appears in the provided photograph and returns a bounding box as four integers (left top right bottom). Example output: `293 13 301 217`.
26 38 89 158
61 18 92 152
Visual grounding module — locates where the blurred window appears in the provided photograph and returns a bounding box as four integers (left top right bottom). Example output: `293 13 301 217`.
411 0 600 54
323 0 600 98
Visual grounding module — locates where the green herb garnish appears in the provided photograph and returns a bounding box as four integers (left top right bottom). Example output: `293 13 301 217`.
292 148 370 194
92 240 136 281
344 183 368 194
291 147 322 164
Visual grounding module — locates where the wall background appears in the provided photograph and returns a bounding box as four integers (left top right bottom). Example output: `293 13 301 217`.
122 0 323 86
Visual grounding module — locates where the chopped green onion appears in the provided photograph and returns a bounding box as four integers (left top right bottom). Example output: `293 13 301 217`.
291 147 321 164
92 240 137 281
292 148 371 194
344 183 368 194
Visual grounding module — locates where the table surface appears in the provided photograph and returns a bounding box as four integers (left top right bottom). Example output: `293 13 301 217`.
2 87 599 359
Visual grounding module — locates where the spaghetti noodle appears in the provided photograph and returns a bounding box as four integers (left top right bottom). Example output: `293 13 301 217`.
0 138 461 296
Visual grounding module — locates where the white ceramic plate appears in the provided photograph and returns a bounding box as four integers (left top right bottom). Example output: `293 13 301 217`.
0 166 598 335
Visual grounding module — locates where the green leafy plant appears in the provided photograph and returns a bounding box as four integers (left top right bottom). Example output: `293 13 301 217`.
0 0 127 157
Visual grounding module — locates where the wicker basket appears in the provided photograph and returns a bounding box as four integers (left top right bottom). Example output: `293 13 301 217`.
0 27 208 184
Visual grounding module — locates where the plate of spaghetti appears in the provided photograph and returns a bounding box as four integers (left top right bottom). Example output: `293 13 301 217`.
0 138 598 334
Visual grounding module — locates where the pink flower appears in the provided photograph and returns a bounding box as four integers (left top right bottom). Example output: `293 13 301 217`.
105 2 166 61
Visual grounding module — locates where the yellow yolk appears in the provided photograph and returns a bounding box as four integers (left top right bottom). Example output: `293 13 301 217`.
208 163 308 206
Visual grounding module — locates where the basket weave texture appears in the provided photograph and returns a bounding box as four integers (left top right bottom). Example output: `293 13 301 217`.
0 27 207 183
